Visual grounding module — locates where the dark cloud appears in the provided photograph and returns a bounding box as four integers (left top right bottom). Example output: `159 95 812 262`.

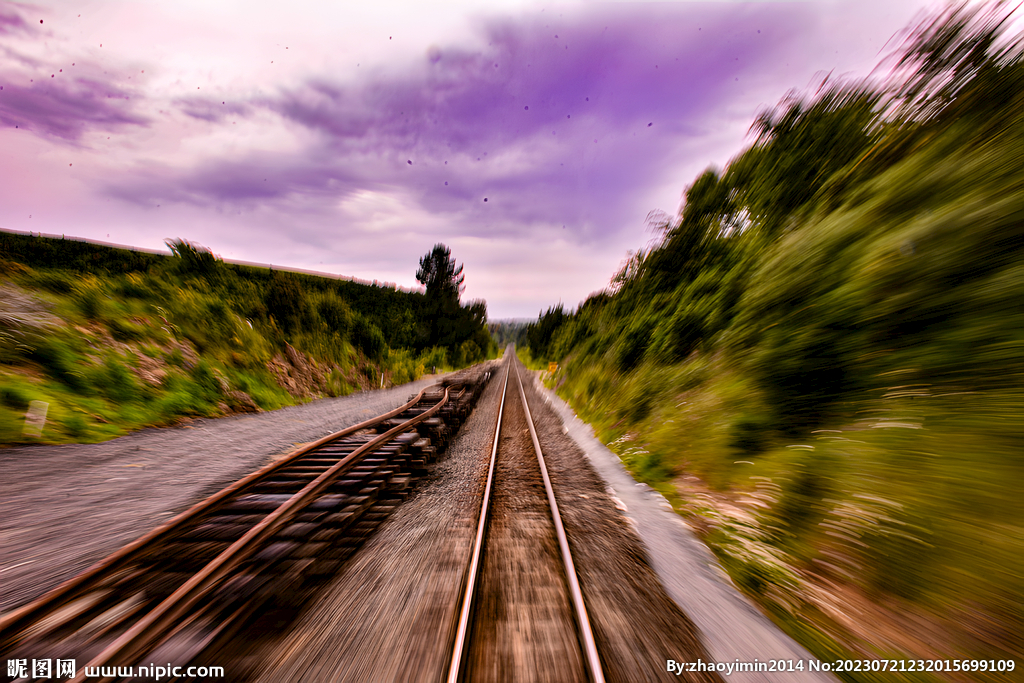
0 7 33 36
108 4 807 242
0 76 149 141
106 154 369 208
177 96 251 123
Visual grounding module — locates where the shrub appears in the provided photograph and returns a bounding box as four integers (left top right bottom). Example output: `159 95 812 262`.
419 347 448 373
74 284 106 321
0 383 32 411
325 368 352 397
614 314 655 371
29 339 90 392
30 270 75 294
316 292 353 338
728 416 771 454
98 356 139 403
109 317 145 342
352 315 386 360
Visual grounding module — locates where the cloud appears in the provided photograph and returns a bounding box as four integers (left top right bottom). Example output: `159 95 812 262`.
105 3 806 247
0 75 150 140
0 6 32 36
176 96 252 123
0 4 149 141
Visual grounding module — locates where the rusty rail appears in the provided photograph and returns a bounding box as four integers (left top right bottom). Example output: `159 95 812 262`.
446 351 605 683
76 388 450 680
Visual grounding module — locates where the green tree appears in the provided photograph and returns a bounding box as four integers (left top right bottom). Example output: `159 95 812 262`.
416 244 463 348
166 238 220 275
416 244 464 304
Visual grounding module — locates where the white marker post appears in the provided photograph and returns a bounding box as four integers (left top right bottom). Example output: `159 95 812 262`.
23 400 49 438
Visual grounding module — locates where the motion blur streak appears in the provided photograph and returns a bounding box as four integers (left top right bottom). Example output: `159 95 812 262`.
523 2 1024 677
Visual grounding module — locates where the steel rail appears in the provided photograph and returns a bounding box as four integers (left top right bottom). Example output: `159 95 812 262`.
446 353 605 683
512 359 605 683
76 387 451 682
0 386 436 648
445 359 511 683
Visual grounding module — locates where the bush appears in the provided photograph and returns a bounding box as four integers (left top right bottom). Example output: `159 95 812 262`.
115 274 152 299
97 356 139 403
352 315 386 360
30 270 75 294
614 314 655 371
316 292 353 338
419 347 448 373
74 284 106 321
63 411 89 438
265 272 305 333
728 416 771 454
0 383 32 411
325 368 352 397
190 360 224 400
109 317 145 342
29 338 90 392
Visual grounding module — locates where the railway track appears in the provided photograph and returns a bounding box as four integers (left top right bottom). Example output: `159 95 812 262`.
0 369 490 682
446 352 605 683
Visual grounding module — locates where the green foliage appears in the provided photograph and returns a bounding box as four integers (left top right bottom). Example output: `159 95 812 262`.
265 271 306 333
315 291 353 337
531 4 1024 670
166 238 222 276
324 368 352 397
613 313 656 371
489 320 529 350
352 314 386 360
419 346 449 373
524 304 568 361
28 270 76 294
29 338 90 392
94 355 140 403
109 317 145 342
1 228 490 447
727 415 771 455
0 381 33 410
74 282 107 321
416 243 464 303
386 348 421 386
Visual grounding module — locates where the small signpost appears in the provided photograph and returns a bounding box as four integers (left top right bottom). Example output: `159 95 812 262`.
548 362 558 374
23 400 49 438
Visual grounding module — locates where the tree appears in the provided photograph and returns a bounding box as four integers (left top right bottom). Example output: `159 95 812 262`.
166 238 220 275
413 244 489 359
416 244 464 304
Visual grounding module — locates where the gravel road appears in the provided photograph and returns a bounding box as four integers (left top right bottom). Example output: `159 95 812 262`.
0 376 444 614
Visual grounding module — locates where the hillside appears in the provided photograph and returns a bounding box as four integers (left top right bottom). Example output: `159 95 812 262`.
0 232 493 444
524 5 1023 678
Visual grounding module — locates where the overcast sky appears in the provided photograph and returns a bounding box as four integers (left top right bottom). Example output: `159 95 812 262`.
1 0 953 318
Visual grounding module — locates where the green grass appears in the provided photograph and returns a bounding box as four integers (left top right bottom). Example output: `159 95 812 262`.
0 262 480 445
553 356 1023 679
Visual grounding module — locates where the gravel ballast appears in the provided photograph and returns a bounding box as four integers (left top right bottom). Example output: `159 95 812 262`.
246 355 720 683
0 376 444 614
1 357 836 683
528 371 837 683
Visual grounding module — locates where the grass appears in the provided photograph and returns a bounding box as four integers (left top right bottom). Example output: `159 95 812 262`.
552 355 1023 681
0 264 470 446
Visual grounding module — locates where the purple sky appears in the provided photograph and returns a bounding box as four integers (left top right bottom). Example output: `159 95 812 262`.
1 0 949 318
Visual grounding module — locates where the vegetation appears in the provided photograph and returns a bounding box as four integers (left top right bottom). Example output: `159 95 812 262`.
415 243 492 364
523 3 1023 678
0 235 494 444
488 319 530 351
